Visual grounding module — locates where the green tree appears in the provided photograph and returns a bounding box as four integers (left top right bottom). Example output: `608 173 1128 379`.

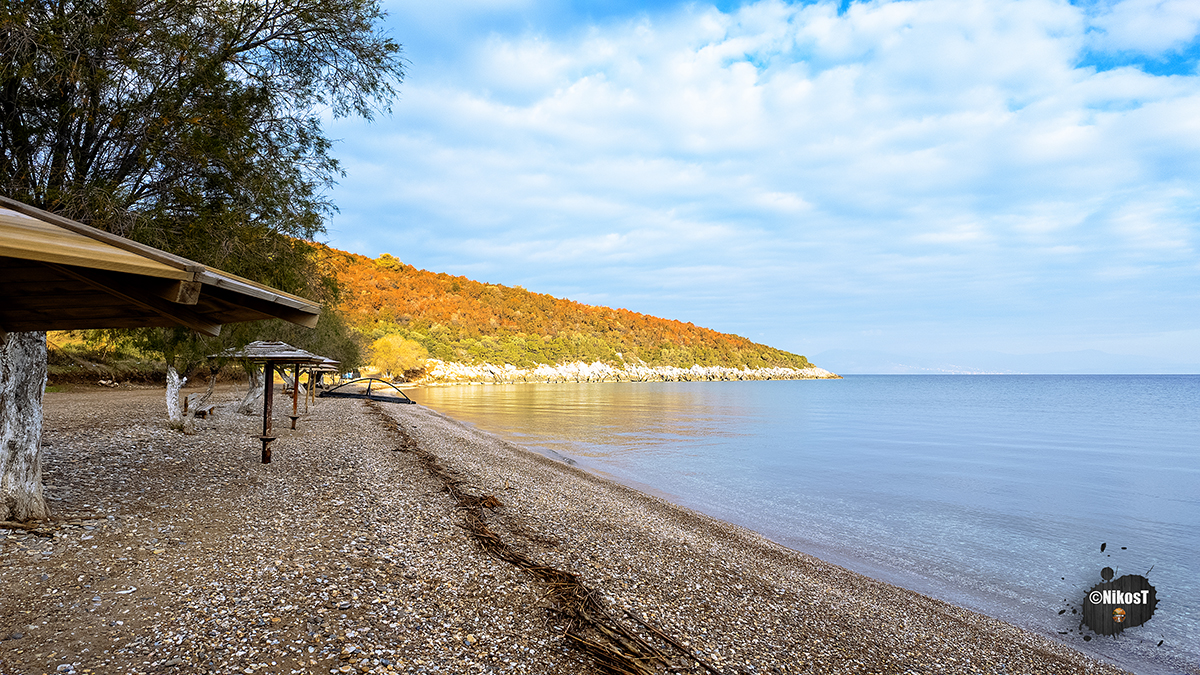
1 0 404 320
1 0 402 261
0 0 402 521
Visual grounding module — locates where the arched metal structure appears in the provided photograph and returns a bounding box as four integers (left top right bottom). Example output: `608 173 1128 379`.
319 378 415 404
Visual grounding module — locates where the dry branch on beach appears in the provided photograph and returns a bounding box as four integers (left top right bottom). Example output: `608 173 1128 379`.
370 402 718 675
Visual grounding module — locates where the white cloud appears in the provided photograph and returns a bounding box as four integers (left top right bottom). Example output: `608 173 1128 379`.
328 0 1200 361
1087 0 1200 54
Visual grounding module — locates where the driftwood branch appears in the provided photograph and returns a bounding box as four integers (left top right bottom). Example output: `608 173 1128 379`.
368 401 726 675
625 610 726 675
0 520 55 536
186 371 219 415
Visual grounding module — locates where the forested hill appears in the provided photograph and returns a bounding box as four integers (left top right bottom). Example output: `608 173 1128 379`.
324 248 814 370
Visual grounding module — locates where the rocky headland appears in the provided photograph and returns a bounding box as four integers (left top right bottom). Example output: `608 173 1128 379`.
416 360 841 385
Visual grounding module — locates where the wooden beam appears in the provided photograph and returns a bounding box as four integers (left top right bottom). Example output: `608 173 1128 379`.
195 268 320 314
2 296 136 312
157 280 202 305
45 263 223 337
0 196 203 275
0 316 177 332
1 202 320 330
2 272 199 306
0 215 191 280
200 284 320 328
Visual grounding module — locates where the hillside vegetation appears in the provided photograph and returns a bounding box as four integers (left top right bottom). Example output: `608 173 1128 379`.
325 248 813 371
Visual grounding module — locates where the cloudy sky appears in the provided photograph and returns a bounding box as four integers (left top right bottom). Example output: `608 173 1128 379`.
323 0 1200 366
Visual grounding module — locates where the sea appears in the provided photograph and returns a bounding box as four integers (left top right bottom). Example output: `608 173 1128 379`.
407 375 1199 675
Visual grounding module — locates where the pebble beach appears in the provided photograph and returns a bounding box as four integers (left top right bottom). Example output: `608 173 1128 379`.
0 384 1134 675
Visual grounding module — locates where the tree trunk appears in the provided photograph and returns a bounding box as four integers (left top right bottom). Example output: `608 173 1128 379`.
0 331 50 522
186 371 218 413
280 371 306 397
238 362 264 415
166 366 183 423
165 366 192 432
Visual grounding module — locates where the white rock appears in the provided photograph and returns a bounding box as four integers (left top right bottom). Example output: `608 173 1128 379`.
420 359 837 384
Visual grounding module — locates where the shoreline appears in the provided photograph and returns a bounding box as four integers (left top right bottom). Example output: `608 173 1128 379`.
407 379 1194 675
410 360 841 385
1 386 1132 675
396 399 1166 675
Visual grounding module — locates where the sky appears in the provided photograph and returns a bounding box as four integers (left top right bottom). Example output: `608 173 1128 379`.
322 0 1200 366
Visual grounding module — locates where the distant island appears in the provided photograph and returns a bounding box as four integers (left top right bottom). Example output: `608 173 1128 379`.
325 247 839 383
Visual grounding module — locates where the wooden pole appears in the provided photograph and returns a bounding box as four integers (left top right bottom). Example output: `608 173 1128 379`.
261 361 274 463
304 368 311 413
290 362 301 429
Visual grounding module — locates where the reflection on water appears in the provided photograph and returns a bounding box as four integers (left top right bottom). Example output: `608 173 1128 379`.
411 376 1200 675
413 382 758 461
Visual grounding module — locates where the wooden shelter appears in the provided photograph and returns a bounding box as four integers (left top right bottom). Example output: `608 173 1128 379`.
0 196 325 522
211 341 330 463
303 357 342 411
0 197 320 335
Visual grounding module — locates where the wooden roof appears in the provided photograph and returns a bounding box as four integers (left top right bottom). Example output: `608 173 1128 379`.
211 341 328 364
0 197 321 336
308 357 342 372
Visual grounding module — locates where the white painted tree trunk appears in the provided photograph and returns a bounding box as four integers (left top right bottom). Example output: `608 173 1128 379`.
165 366 190 432
0 331 50 522
238 363 265 415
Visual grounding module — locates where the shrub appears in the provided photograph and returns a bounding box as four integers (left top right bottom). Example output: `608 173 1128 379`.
370 335 428 379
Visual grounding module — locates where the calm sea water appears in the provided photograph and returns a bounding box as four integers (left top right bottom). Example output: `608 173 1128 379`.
408 375 1199 674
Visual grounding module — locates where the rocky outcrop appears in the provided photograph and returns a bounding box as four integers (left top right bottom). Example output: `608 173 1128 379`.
416 360 840 385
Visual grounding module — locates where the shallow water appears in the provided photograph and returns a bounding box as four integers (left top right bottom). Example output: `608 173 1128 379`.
409 375 1200 674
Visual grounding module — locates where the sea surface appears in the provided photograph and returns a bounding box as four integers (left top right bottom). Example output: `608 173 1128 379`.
408 375 1199 674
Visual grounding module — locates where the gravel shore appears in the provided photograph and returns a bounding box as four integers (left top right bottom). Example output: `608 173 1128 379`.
1 385 1132 675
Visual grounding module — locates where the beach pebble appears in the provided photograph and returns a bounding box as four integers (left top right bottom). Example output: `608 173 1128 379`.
0 384 1137 675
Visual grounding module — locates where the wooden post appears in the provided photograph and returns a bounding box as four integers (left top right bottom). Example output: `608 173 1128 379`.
260 361 275 463
290 362 301 429
305 369 316 412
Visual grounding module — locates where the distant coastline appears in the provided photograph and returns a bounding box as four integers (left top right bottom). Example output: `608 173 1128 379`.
411 359 841 385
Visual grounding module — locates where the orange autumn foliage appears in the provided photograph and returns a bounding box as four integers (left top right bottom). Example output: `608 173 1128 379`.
321 246 812 369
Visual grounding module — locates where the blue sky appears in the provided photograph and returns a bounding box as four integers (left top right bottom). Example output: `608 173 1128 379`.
323 0 1200 365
